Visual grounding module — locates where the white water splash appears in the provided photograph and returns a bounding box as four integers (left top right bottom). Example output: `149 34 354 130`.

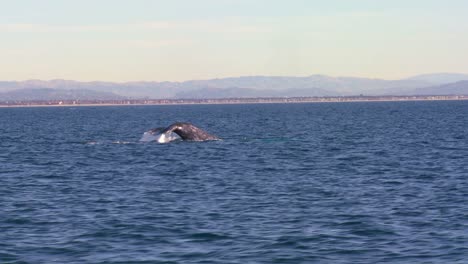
139 131 179 143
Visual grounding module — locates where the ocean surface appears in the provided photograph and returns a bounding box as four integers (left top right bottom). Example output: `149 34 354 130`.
1 101 467 263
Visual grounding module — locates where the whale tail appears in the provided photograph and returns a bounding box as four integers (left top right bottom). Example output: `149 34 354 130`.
161 122 219 141
141 122 219 143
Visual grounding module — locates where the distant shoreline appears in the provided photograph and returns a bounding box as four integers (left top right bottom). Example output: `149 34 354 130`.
0 95 467 108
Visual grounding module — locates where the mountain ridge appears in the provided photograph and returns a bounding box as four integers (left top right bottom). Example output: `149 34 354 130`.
0 88 125 101
1 73 467 100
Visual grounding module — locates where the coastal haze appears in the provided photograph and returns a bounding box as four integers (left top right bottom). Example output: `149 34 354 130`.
2 1 468 102
1 73 468 101
2 1 468 86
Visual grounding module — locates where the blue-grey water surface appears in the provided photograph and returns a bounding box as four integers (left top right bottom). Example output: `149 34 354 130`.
1 101 468 263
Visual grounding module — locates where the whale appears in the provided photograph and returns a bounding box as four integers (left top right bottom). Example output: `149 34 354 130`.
140 122 219 143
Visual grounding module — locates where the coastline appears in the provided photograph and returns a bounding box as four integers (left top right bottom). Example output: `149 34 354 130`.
0 95 467 108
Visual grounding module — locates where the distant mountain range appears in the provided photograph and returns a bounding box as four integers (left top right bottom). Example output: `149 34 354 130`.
405 73 468 85
406 80 468 96
1 73 468 101
0 88 125 101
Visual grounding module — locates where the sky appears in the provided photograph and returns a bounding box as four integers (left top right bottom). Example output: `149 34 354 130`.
1 0 467 82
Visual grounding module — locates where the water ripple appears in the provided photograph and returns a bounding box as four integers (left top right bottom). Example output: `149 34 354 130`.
1 102 468 263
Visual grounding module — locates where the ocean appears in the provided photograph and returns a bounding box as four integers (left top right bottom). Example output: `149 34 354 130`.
1 101 467 263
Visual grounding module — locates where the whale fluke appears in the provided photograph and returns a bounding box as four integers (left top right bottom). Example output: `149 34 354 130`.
140 122 219 143
161 122 219 141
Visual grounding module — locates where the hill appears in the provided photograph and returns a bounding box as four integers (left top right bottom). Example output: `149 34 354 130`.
0 88 126 101
407 80 468 95
1 73 467 100
0 75 431 99
405 73 468 85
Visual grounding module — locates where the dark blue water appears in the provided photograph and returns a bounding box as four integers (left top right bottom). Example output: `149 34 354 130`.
1 101 468 263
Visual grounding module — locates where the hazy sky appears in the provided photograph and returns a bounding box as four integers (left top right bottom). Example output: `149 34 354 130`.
1 0 467 82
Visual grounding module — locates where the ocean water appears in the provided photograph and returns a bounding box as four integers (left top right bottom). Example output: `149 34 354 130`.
1 101 467 263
